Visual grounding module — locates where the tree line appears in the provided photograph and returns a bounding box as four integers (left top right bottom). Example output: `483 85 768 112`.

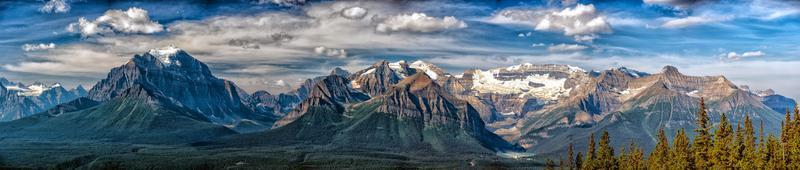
547 98 800 170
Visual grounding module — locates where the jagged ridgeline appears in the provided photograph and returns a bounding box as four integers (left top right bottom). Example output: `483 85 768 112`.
0 46 276 144
209 72 523 154
0 47 794 168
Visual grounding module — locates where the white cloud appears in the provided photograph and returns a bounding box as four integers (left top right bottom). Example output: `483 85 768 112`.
747 0 800 20
547 43 588 52
256 0 307 6
341 6 368 19
21 43 56 51
376 13 467 33
313 46 347 58
66 7 164 36
487 4 611 42
39 0 70 13
661 16 731 28
11 1 499 93
531 43 546 47
274 80 289 87
721 51 766 61
643 0 708 8
4 45 128 77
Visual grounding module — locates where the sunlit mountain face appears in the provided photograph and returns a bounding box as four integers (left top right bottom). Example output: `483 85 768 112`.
0 0 797 168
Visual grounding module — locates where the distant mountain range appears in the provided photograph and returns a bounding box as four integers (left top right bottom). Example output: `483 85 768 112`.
0 78 86 121
0 47 794 157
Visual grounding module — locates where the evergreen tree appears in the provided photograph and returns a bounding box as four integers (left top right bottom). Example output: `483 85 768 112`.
619 142 645 170
617 146 629 170
789 105 800 169
767 135 785 169
631 143 646 170
648 129 669 170
596 131 617 169
711 113 734 169
568 143 575 170
583 133 596 170
692 98 712 169
732 122 744 169
575 152 583 170
757 120 769 168
670 128 692 170
780 111 792 167
737 115 757 169
546 159 556 170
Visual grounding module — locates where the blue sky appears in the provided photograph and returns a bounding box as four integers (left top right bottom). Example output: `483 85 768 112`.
0 0 798 99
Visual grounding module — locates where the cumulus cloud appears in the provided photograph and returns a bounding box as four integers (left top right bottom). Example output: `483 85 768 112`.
21 43 56 51
313 46 347 58
720 51 766 61
376 13 467 33
341 6 368 19
11 1 496 93
40 0 70 13
661 15 731 28
487 4 611 42
547 43 588 52
66 7 164 36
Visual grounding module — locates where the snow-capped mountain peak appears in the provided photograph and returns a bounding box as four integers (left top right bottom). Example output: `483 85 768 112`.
147 45 182 65
4 83 60 96
409 60 443 80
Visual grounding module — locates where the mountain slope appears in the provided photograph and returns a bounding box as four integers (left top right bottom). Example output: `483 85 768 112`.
0 84 236 144
271 75 369 128
516 66 785 154
211 72 522 154
85 46 275 130
0 81 85 121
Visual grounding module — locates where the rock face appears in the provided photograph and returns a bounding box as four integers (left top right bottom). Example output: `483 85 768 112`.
0 81 86 121
349 60 415 96
513 65 785 155
223 72 522 154
86 47 273 126
272 75 369 128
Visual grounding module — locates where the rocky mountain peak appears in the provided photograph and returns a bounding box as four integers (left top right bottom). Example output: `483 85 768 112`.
330 67 351 77
661 65 681 75
87 48 270 126
147 45 183 65
272 75 368 128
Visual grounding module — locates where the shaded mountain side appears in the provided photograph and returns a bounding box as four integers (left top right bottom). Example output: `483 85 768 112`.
86 48 272 127
761 94 797 113
272 75 368 128
0 85 237 144
203 73 522 154
0 81 86 122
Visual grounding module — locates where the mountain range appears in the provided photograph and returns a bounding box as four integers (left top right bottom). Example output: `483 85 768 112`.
0 47 795 167
0 79 86 121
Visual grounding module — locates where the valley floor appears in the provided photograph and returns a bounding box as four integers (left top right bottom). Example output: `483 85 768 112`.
0 138 542 169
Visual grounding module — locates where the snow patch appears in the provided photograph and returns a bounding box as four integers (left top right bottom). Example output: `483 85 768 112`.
686 90 700 98
471 69 571 100
619 86 647 101
5 84 56 96
148 45 181 65
363 68 376 75
409 60 439 80
567 65 585 73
